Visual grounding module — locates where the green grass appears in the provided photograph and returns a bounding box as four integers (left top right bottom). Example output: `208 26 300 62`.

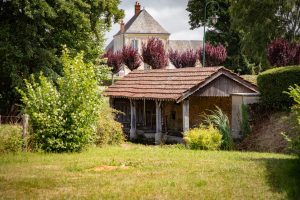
0 144 299 199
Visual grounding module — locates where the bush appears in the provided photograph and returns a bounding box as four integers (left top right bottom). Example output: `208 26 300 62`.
200 43 227 67
96 102 125 145
287 85 300 157
0 125 23 153
169 49 198 68
257 66 300 110
202 106 234 150
183 124 222 150
240 104 251 137
18 49 101 152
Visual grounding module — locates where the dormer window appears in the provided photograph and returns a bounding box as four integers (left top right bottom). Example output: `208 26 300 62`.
131 39 139 51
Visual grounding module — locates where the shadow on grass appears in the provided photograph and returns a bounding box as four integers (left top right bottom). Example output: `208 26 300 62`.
255 157 300 200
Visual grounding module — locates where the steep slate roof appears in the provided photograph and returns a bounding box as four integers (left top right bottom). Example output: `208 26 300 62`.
105 67 258 102
168 40 202 52
115 9 170 36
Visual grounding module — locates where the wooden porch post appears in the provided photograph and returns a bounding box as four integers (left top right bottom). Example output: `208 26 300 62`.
130 99 137 140
155 100 162 144
182 99 189 133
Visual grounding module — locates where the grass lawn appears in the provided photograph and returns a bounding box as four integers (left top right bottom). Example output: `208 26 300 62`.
0 144 299 200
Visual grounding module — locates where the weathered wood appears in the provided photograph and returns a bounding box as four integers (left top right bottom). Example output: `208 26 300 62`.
130 100 137 140
182 99 189 133
155 101 162 144
22 114 29 151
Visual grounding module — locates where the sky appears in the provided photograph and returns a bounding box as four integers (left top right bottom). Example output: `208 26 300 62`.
104 0 204 47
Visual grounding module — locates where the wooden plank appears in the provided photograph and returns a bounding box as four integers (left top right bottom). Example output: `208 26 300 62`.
130 100 137 140
182 99 189 133
155 101 162 144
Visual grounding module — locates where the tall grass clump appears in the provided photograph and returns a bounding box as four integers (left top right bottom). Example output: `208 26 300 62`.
202 106 234 150
0 125 23 153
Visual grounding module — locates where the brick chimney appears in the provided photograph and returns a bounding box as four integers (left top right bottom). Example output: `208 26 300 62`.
135 1 141 16
120 20 125 33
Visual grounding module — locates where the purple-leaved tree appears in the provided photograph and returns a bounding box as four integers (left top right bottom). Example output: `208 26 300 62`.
169 49 198 68
200 43 227 67
122 46 142 71
142 38 168 69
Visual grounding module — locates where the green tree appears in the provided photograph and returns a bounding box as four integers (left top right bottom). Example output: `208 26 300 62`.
230 0 300 69
18 49 102 152
187 0 247 73
0 0 124 114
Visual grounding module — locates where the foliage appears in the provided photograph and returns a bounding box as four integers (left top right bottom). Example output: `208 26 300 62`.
142 38 168 69
187 0 247 73
169 49 198 68
230 0 300 68
104 50 123 74
202 106 233 150
18 49 101 152
122 46 142 71
240 104 251 137
267 38 299 67
287 85 300 157
200 43 227 67
183 124 222 150
0 0 124 115
0 125 23 153
96 101 124 146
257 66 300 110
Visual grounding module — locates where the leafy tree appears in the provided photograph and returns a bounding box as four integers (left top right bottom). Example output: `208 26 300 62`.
169 49 198 68
187 0 246 73
267 38 296 67
122 46 142 71
103 50 123 83
230 0 300 68
142 38 168 69
0 0 124 114
18 49 102 152
200 43 227 67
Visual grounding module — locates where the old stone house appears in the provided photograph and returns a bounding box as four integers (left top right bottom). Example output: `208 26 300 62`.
105 67 259 144
106 1 202 75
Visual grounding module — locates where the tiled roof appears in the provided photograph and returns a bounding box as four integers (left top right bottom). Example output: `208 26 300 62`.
105 67 258 102
115 10 170 36
168 40 202 52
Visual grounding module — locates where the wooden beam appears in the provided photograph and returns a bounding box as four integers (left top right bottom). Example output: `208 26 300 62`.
155 101 162 144
182 99 189 133
130 100 137 140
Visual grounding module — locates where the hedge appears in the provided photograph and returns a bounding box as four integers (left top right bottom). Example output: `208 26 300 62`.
257 66 300 109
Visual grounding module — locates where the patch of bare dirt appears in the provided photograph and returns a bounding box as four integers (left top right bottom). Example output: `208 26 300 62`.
239 112 299 153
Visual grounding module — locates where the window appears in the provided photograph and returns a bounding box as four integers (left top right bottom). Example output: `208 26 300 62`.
131 39 139 50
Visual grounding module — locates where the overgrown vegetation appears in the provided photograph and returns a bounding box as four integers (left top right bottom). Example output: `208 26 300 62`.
183 124 222 150
287 84 300 157
18 49 103 152
240 104 251 138
0 125 23 153
257 66 300 110
202 107 234 150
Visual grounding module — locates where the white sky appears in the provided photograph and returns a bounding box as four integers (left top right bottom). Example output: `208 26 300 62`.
104 0 204 46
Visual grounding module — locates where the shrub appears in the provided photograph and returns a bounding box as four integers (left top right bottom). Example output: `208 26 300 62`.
286 85 300 157
103 50 123 74
202 106 234 150
183 124 222 150
257 66 300 110
169 49 198 68
240 104 251 137
267 38 300 67
200 43 227 67
142 38 168 69
96 101 125 145
18 49 101 152
0 125 23 153
122 46 142 71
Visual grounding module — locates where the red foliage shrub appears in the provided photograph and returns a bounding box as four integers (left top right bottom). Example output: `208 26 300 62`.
200 43 227 67
292 43 300 65
122 46 142 71
103 50 123 73
142 38 168 69
169 49 198 68
267 38 296 67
